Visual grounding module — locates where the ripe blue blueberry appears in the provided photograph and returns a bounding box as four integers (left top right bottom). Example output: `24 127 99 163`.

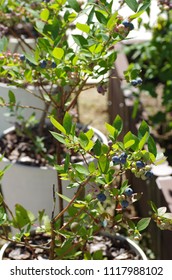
124 187 133 196
131 79 138 86
51 61 57 68
120 152 127 164
112 155 121 165
39 60 47 68
97 193 107 202
120 156 127 164
121 152 127 159
121 200 129 209
122 20 134 30
136 161 145 168
97 84 106 95
128 22 134 30
131 77 142 87
136 77 143 85
145 171 153 178
20 54 25 61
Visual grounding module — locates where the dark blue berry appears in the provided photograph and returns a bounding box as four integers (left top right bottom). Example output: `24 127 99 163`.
121 152 127 159
20 54 25 61
112 155 121 165
97 193 106 202
51 61 57 68
121 200 129 209
122 20 130 28
39 60 47 68
131 79 138 86
136 161 145 168
128 22 134 30
124 187 133 196
145 171 153 178
122 20 134 31
136 77 143 85
120 152 127 164
120 156 127 164
97 84 106 95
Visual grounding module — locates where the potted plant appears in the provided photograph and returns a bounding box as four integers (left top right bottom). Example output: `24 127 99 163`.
124 2 172 164
0 113 172 260
1 0 170 260
0 0 147 216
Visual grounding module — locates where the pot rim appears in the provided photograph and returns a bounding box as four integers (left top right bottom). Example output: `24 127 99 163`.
0 233 147 260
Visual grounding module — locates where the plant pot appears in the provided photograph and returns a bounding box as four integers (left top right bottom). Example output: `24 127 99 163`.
8 37 36 54
0 83 46 134
0 232 147 260
0 125 108 218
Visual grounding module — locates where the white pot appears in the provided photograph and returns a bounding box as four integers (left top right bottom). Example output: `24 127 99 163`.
0 126 107 218
8 37 36 54
0 83 49 134
0 233 147 260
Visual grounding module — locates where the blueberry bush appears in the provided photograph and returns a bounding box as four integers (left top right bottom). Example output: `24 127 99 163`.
0 0 172 260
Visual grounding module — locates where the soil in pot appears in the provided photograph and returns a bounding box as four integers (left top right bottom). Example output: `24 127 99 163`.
0 122 104 167
1 233 145 260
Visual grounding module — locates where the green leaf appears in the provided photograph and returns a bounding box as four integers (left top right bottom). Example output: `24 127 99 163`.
127 219 136 230
8 90 16 105
138 131 149 150
138 0 151 12
88 161 96 173
40 8 50 21
95 10 108 24
76 23 90 33
14 204 33 228
149 201 157 213
73 201 86 208
138 120 149 139
79 132 89 148
107 12 118 29
52 47 64 59
72 35 88 47
105 123 116 138
137 218 151 231
0 97 5 106
87 6 95 24
63 112 72 134
50 116 66 134
125 0 139 12
112 115 123 136
50 131 66 144
73 164 89 176
124 139 135 149
57 193 71 203
85 128 94 140
148 135 157 157
24 69 32 82
93 139 102 156
67 0 80 12
98 155 109 174
123 131 139 150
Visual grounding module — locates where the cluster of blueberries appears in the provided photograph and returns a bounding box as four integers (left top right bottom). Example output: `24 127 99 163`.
39 59 57 69
96 187 134 209
131 77 143 87
112 152 127 165
20 55 57 69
